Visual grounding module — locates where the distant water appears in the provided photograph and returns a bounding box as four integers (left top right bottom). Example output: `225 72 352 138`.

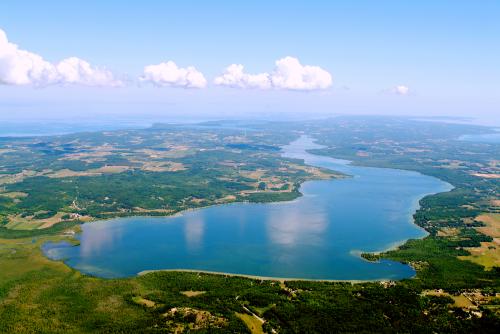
459 132 500 144
43 136 452 280
0 121 150 137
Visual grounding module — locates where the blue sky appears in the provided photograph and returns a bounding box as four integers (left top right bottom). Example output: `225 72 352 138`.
0 1 499 123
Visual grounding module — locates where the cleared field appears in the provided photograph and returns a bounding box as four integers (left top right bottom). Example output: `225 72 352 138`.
131 296 156 308
0 170 43 186
235 312 264 334
0 192 28 199
5 212 67 230
140 161 186 172
180 290 206 297
476 214 500 238
48 165 131 178
422 290 475 309
459 214 500 269
471 173 500 179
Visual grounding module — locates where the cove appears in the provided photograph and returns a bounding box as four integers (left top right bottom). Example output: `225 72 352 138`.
42 136 452 280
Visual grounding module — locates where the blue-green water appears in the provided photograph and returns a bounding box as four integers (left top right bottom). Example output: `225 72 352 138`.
43 136 452 280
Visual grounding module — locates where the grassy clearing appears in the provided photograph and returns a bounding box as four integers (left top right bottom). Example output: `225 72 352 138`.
0 192 28 199
180 290 206 297
460 242 500 269
249 304 275 317
452 295 475 308
459 213 500 269
235 312 264 334
0 221 80 239
131 296 156 308
476 214 500 238
422 290 475 308
46 165 132 178
5 212 68 230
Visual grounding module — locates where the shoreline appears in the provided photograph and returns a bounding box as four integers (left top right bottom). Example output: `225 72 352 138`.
363 183 455 256
65 135 452 237
137 268 386 283
42 135 454 282
292 136 454 257
60 172 341 228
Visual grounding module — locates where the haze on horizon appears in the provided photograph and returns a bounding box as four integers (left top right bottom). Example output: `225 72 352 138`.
0 1 499 126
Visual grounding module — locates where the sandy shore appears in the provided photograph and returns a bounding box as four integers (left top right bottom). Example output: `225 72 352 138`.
137 268 387 283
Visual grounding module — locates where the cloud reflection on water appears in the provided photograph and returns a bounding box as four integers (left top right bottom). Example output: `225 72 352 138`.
266 204 328 247
80 222 124 258
184 215 205 252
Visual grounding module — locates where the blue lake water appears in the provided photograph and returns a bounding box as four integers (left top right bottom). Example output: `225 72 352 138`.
42 136 452 280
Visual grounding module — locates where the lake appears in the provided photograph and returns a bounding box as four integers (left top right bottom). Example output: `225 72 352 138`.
43 136 452 280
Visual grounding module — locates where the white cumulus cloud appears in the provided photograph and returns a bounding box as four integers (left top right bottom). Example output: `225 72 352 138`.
271 57 332 90
56 57 122 87
0 29 122 87
213 64 271 89
140 61 207 88
214 57 332 91
393 85 410 95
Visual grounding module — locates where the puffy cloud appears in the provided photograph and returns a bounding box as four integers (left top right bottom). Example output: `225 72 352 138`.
214 64 271 89
393 85 410 95
140 61 207 88
271 57 332 90
214 57 332 91
0 29 122 87
56 57 122 87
